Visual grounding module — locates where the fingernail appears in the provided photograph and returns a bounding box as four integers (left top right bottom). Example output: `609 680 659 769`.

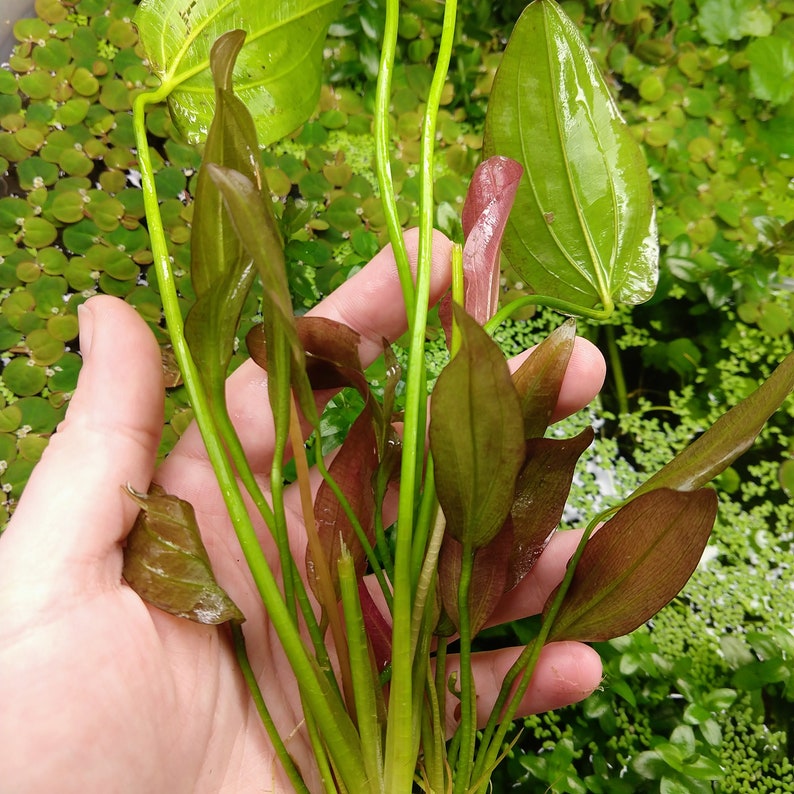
77 303 94 360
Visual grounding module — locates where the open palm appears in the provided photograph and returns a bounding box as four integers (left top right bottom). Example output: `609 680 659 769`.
0 233 605 793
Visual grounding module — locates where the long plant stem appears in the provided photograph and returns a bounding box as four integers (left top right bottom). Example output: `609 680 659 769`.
133 91 367 791
452 537 476 794
374 0 413 314
484 294 613 334
230 623 310 794
383 0 458 787
471 506 619 784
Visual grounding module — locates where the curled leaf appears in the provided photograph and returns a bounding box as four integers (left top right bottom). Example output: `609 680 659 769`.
547 487 717 642
439 155 523 336
122 484 244 624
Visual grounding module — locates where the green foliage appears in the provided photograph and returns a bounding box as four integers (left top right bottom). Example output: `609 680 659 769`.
2 0 793 790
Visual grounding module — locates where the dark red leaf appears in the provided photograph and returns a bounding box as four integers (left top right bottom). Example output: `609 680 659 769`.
308 407 379 599
507 427 594 590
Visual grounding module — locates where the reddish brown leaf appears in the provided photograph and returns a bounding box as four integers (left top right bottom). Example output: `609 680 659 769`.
308 407 379 599
511 319 576 439
358 581 392 672
123 484 244 624
430 306 525 549
546 488 718 642
507 427 594 590
438 527 512 636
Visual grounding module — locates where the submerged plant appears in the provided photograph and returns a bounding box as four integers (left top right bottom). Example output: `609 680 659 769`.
120 0 794 791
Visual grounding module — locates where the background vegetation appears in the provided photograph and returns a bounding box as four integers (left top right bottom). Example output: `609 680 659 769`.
1 0 792 790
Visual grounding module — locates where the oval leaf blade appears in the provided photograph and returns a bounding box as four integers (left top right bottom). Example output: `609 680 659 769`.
483 0 658 312
123 485 244 624
546 487 717 642
135 0 343 144
430 305 525 549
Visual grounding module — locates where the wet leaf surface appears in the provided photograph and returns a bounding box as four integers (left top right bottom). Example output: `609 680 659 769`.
547 487 718 643
123 484 244 624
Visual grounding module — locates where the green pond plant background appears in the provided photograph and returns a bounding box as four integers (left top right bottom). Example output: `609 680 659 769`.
1 0 793 791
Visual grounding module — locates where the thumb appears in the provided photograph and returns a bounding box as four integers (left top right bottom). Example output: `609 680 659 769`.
0 296 164 594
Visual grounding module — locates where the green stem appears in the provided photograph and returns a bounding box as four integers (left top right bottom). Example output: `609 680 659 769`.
374 0 413 314
484 294 613 335
604 324 629 416
384 0 458 787
339 554 385 794
133 91 367 790
472 507 619 784
450 243 464 358
214 403 336 694
452 536 476 794
230 623 310 794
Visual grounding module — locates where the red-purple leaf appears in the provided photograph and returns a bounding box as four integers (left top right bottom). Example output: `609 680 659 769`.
546 487 718 642
440 156 523 336
430 305 525 548
512 319 577 439
507 427 594 590
308 407 379 599
123 484 244 624
358 581 392 672
247 316 367 393
438 528 512 636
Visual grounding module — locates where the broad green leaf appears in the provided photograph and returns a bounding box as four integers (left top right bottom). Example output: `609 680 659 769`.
747 36 794 106
633 352 794 498
507 427 594 590
123 484 244 624
483 0 658 313
184 32 259 405
430 305 525 548
547 488 717 642
134 0 343 145
511 318 577 439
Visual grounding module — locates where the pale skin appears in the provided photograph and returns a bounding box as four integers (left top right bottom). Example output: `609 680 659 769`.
0 231 605 793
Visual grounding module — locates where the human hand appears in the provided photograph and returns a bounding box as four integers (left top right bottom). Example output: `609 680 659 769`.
0 231 605 793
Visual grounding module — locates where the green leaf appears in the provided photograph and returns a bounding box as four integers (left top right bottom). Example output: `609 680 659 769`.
746 36 794 105
430 305 525 548
547 488 717 642
633 352 794 497
483 0 658 313
134 0 343 145
206 163 316 425
123 484 244 624
184 32 259 405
